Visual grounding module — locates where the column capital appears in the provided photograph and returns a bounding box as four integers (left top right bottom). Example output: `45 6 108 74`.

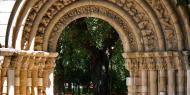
123 51 189 70
45 58 56 70
146 57 157 70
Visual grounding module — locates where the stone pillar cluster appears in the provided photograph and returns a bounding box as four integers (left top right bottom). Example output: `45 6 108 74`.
0 48 58 95
123 51 190 95
1 47 190 95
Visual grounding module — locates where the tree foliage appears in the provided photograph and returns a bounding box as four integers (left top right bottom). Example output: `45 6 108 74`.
55 17 128 94
176 0 190 5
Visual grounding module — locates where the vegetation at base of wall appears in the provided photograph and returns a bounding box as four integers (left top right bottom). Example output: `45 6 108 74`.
54 17 129 95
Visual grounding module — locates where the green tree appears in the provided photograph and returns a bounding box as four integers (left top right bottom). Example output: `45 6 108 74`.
55 17 128 95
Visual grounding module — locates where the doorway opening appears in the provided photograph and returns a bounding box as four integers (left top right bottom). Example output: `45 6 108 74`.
54 17 129 95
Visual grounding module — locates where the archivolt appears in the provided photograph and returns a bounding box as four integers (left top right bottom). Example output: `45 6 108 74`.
6 0 190 52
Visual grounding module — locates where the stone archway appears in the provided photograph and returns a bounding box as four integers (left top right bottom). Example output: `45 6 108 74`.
0 0 190 95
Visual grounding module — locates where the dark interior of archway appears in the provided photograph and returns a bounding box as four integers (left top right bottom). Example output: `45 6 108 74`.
55 17 129 95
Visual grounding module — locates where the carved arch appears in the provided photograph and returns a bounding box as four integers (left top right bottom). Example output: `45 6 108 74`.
5 0 190 52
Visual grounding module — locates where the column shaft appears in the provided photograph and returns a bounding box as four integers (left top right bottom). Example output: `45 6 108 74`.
26 71 32 95
149 70 158 95
141 70 148 95
167 70 176 95
43 70 49 95
20 69 27 95
14 69 20 95
46 71 54 95
0 69 1 94
159 70 167 95
32 70 38 95
187 70 190 95
2 76 7 95
176 70 185 95
8 69 14 95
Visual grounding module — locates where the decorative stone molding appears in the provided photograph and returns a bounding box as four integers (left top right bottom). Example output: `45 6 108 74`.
123 51 190 95
123 51 188 70
0 48 58 95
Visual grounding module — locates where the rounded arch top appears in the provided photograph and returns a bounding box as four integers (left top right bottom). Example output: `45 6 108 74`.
5 0 190 52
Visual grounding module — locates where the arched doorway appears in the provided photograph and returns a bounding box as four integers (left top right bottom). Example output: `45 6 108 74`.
54 17 128 95
1 0 190 95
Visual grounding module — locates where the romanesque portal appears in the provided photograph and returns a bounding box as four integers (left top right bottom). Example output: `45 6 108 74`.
0 0 190 95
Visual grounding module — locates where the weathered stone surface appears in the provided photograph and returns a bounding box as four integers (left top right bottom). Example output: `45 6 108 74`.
1 0 190 94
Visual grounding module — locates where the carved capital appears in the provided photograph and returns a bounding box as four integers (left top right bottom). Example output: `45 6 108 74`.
174 56 184 70
182 51 190 69
156 57 167 70
33 57 41 70
38 57 47 77
139 58 148 70
1 56 12 77
21 56 30 70
45 58 56 70
146 57 156 70
11 56 23 69
124 58 139 71
165 56 175 70
28 56 35 70
2 56 12 68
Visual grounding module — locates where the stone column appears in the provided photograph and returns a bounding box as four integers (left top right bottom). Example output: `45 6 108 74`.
43 68 49 95
124 58 136 95
141 70 148 95
0 49 15 95
2 57 12 95
20 56 30 95
38 57 46 95
8 69 14 95
149 71 158 95
158 70 167 95
167 70 175 95
148 57 158 95
139 58 148 95
187 70 190 95
45 58 56 95
32 57 40 95
166 56 176 95
157 57 167 95
26 56 35 95
14 56 23 95
43 59 52 95
175 55 185 95
183 51 190 95
176 70 185 95
0 56 3 94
